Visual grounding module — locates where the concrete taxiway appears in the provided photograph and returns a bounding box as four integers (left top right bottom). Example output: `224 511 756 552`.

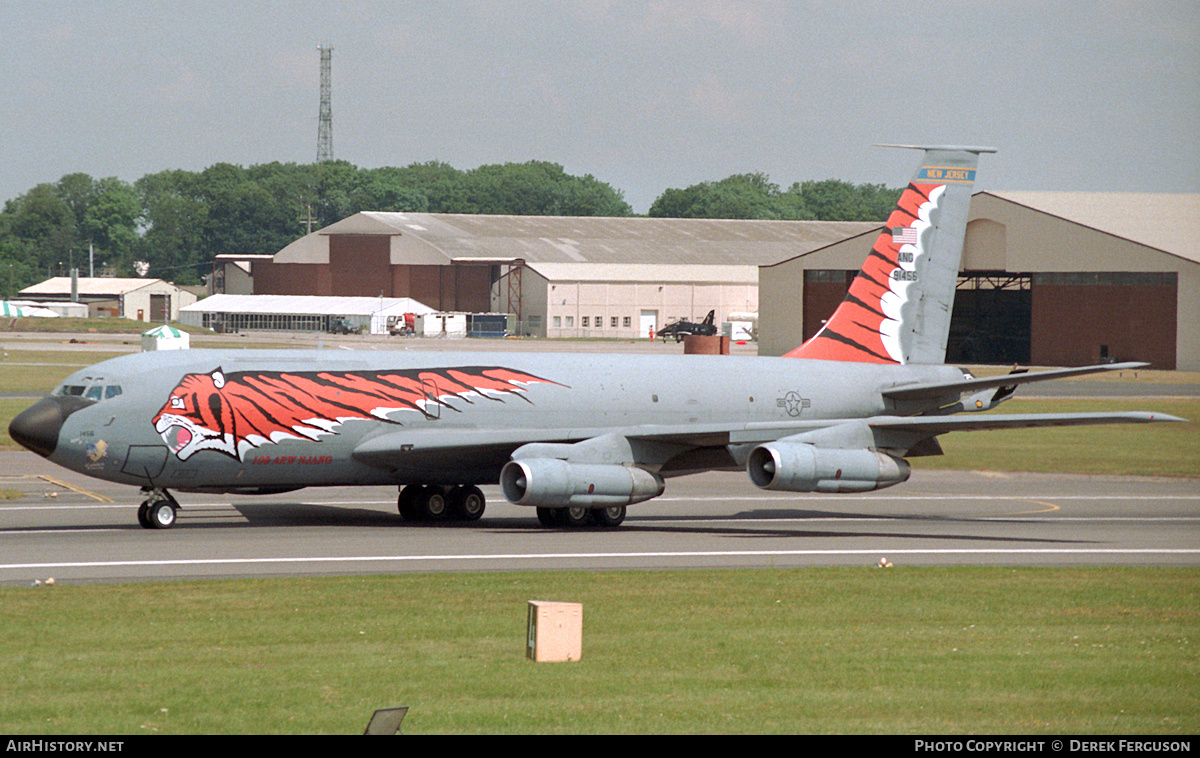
0 451 1196 585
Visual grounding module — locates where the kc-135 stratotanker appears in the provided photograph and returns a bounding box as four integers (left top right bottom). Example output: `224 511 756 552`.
9 146 1184 529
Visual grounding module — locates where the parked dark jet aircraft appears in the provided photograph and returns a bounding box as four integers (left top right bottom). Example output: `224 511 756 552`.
657 310 718 342
8 146 1184 530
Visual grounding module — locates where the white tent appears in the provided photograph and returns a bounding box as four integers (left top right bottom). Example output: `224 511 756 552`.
141 324 190 351
180 294 434 335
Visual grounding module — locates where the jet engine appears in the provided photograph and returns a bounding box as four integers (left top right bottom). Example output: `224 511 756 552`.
500 458 665 507
746 441 910 493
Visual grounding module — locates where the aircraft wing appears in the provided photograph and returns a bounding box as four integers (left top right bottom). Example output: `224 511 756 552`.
867 410 1184 434
352 409 1186 472
352 421 779 467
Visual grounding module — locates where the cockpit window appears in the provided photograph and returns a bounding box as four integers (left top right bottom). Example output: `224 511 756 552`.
55 384 122 402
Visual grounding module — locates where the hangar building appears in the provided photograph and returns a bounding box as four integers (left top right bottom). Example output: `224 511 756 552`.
759 192 1199 371
228 213 879 339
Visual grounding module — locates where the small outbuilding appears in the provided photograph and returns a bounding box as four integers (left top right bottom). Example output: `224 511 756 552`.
17 277 196 322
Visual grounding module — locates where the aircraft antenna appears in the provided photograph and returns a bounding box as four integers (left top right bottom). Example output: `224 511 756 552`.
317 45 334 162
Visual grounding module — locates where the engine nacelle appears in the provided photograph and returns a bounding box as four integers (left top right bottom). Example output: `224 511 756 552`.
746 441 910 493
500 458 665 507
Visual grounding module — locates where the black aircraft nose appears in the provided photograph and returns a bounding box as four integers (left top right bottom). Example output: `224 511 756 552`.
8 396 94 458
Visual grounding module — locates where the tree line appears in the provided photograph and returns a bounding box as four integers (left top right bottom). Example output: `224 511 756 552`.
0 160 900 293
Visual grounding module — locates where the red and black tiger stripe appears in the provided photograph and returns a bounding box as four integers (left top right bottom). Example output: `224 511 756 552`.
152 365 562 461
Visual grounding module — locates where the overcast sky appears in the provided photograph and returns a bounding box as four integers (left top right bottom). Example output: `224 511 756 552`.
3 0 1197 213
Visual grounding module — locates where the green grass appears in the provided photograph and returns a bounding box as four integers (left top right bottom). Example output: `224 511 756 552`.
0 349 133 365
913 399 1199 478
0 350 132 394
1 317 206 335
1 568 1196 734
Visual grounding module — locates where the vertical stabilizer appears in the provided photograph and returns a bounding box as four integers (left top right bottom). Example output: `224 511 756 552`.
787 145 995 365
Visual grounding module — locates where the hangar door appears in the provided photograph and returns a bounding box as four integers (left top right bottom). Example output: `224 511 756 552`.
150 294 171 323
946 273 1031 365
1030 272 1177 369
802 270 856 342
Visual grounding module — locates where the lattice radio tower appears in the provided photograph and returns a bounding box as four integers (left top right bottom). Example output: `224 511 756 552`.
316 45 334 162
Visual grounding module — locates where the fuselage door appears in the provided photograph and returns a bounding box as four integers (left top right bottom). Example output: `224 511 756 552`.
121 445 169 481
422 375 441 420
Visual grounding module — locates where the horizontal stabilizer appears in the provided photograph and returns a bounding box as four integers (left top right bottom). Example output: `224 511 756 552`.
882 362 1150 403
875 143 998 154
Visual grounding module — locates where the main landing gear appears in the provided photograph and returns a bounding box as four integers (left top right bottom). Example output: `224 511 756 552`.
396 486 627 528
137 488 180 530
536 505 626 529
397 484 486 522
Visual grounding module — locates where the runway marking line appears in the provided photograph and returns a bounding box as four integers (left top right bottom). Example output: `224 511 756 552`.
39 476 116 504
3 493 1199 511
1010 499 1061 515
3 547 1200 572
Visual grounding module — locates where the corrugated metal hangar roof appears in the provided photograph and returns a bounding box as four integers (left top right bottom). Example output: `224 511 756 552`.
20 277 177 296
524 262 759 283
275 212 881 267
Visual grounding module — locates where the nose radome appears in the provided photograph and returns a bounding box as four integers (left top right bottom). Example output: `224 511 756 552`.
8 396 93 458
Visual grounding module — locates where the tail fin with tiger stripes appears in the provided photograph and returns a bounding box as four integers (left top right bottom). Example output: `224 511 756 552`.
786 145 995 365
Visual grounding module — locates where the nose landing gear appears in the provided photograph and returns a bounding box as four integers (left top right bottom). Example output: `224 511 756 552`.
137 488 180 529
